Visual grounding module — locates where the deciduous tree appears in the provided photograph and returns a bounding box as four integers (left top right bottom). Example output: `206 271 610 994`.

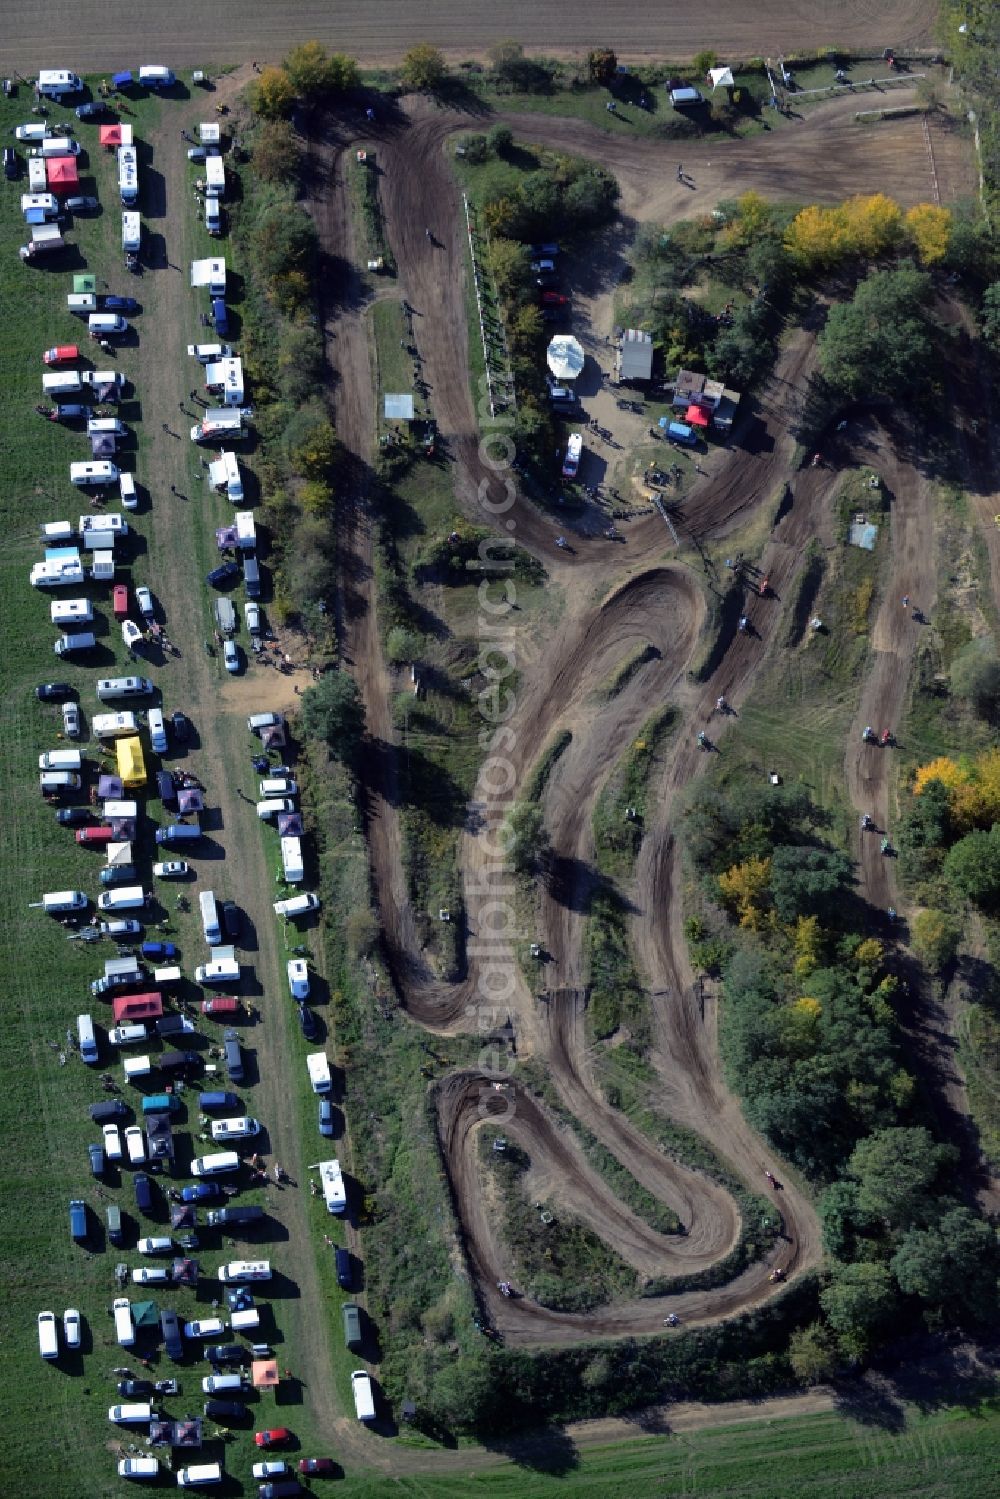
587 49 618 84
905 203 952 265
253 66 295 119
788 1321 838 1384
253 120 301 183
401 43 447 92
847 1126 958 1230
818 265 933 399
820 1260 898 1358
890 1206 998 1318
910 908 960 972
300 670 365 760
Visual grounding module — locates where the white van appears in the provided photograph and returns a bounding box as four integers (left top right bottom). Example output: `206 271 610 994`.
228 1307 260 1332
15 122 50 143
55 631 97 657
200 890 221 945
37 70 82 97
307 1052 332 1095
77 1013 99 1064
38 1310 60 1359
108 1403 153 1424
260 777 297 798
205 197 222 236
154 965 182 987
201 1373 245 1394
113 1297 135 1347
98 885 147 912
67 293 97 315
40 770 81 792
38 749 82 772
119 473 138 511
71 461 119 488
351 1370 376 1422
51 598 93 625
109 1023 148 1047
217 1260 270 1283
87 416 127 437
93 711 140 738
204 155 225 199
139 65 175 88
96 676 154 701
188 343 232 363
89 313 128 337
257 798 295 821
40 890 88 913
122 211 141 253
190 1151 240 1177
35 136 80 158
43 371 82 396
41 520 75 543
210 1118 260 1143
148 707 168 755
195 958 240 985
177 1463 222 1488
248 712 284 733
274 892 321 919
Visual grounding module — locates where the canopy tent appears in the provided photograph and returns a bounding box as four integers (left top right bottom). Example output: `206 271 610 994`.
199 122 221 145
91 433 116 457
171 1257 199 1286
252 1358 279 1390
685 404 711 427
73 274 96 295
111 71 133 89
99 123 123 148
277 812 304 836
170 1204 197 1229
116 735 146 790
132 1298 159 1329
546 335 585 383
150 1417 202 1448
46 156 79 192
709 66 735 89
97 773 124 799
177 787 204 815
384 393 414 421
261 724 287 750
216 524 238 551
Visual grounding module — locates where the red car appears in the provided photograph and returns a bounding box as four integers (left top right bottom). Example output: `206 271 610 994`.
255 1428 292 1449
112 583 130 620
299 1459 337 1476
200 995 241 1019
76 825 115 846
43 344 80 366
541 291 569 306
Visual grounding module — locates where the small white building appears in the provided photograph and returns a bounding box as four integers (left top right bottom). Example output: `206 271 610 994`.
190 257 226 294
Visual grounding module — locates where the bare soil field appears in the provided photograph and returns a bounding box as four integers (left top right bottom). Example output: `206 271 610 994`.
0 0 942 72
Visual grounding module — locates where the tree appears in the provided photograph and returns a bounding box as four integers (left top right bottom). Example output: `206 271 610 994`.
283 41 359 102
943 827 1000 907
788 1322 838 1384
385 626 423 664
770 846 853 922
818 265 933 400
587 49 618 84
820 1261 898 1358
841 193 903 258
283 404 339 481
284 514 334 609
300 670 365 760
253 66 296 119
785 203 852 269
253 203 318 285
981 282 1000 352
950 636 1000 718
718 855 771 930
912 755 969 798
906 203 952 265
692 50 719 78
487 123 514 157
253 120 301 184
504 801 550 874
847 1127 958 1230
890 1206 998 1319
401 43 447 92
910 908 960 972
818 1180 875 1261
487 237 531 300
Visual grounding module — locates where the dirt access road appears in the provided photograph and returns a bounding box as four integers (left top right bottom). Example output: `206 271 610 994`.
0 1 942 72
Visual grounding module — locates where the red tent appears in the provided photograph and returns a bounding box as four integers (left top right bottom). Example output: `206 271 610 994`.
685 404 711 427
99 124 123 148
46 156 79 193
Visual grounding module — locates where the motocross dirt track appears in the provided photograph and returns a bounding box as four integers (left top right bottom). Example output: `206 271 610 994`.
292 74 989 1358
0 1 943 72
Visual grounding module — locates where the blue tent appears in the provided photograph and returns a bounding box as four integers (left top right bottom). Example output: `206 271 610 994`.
111 71 133 89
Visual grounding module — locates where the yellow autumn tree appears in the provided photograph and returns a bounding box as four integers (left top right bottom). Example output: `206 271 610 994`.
782 996 822 1056
951 746 1000 830
906 203 951 265
842 194 904 258
718 855 771 930
793 915 823 980
912 756 970 797
722 190 772 248
253 66 296 119
785 203 851 268
854 937 884 970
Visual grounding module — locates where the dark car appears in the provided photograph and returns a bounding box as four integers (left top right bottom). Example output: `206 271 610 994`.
299 1459 336 1476
334 1247 352 1290
221 900 240 940
4 146 19 180
159 1049 201 1072
171 711 190 742
141 941 178 960
156 770 177 804
161 1306 184 1360
204 1399 250 1423
206 561 239 587
88 1142 105 1176
36 681 76 702
76 101 109 118
297 1004 319 1042
262 1484 304 1499
134 1173 155 1213
181 1183 223 1203
90 1100 129 1123
212 297 229 337
318 1100 335 1138
64 194 99 212
57 807 92 826
205 1343 246 1366
117 1378 154 1397
102 295 139 314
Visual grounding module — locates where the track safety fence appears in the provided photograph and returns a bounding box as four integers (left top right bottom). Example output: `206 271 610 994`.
463 193 516 419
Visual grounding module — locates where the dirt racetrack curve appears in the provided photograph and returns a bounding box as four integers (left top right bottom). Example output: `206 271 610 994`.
0 1 943 72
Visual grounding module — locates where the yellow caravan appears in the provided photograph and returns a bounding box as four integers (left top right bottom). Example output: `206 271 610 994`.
116 735 146 790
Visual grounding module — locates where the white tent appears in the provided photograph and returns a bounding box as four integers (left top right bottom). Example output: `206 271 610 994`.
709 66 735 90
546 335 585 383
